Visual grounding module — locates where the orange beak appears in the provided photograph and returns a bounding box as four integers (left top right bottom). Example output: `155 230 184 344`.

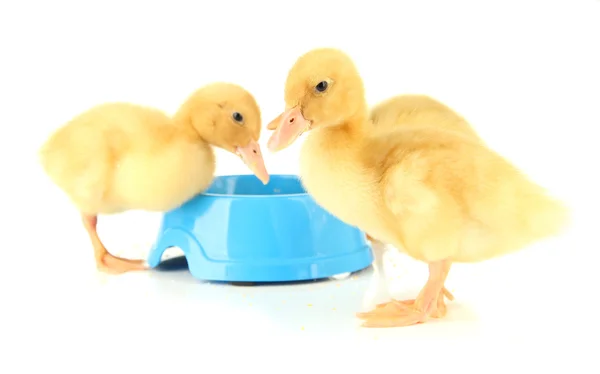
236 140 270 185
266 106 311 152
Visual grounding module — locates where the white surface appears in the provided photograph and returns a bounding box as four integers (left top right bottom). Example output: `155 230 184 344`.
1 0 600 372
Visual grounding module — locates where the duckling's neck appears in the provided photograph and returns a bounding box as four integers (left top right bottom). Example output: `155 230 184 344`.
171 114 208 144
170 116 216 166
345 109 369 136
322 107 369 142
301 110 368 168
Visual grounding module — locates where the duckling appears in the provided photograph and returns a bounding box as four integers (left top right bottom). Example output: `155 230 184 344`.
40 82 269 274
266 48 568 328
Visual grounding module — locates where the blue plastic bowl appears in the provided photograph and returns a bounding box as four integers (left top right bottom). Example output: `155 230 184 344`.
147 174 373 282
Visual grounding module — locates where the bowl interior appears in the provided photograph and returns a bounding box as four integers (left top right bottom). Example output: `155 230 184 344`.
204 174 307 197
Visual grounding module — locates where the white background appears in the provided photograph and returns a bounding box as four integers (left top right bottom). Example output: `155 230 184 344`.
1 0 599 372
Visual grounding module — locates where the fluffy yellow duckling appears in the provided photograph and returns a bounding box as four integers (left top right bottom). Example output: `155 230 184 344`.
266 48 568 328
40 82 269 274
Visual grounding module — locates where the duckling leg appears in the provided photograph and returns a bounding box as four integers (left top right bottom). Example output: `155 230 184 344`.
356 259 452 328
81 214 148 274
370 286 454 318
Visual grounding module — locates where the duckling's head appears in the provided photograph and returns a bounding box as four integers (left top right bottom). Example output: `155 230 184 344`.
266 48 366 152
176 82 269 184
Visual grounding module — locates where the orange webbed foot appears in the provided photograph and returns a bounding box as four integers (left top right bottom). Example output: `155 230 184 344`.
372 287 453 318
97 253 148 274
356 288 452 327
356 300 425 327
357 260 453 328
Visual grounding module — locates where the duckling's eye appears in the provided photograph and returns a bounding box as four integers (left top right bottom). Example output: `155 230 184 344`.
315 81 328 93
232 112 244 124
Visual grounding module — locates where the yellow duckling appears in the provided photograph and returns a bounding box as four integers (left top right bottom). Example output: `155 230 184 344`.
40 83 269 274
266 48 568 328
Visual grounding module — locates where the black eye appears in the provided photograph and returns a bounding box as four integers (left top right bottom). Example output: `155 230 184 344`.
232 112 244 123
315 81 328 92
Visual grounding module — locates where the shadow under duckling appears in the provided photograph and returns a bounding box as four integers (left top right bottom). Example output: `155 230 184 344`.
39 82 269 274
265 48 569 328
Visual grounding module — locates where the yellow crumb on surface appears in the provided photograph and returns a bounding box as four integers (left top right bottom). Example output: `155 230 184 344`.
332 307 336 311
301 326 305 331
307 304 313 307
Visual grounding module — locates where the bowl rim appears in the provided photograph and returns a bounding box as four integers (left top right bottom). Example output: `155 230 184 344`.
201 173 310 199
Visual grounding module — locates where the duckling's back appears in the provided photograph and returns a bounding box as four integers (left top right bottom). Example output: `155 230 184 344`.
371 126 569 263
39 103 175 214
369 94 483 142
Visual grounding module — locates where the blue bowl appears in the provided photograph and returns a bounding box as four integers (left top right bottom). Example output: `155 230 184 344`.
147 174 373 282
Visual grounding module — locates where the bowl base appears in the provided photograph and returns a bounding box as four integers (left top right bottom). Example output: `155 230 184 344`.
149 243 374 283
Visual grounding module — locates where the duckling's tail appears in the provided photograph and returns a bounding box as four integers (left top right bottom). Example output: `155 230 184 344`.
519 185 570 243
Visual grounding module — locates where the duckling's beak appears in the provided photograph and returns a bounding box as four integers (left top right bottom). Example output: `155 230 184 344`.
266 106 311 152
236 140 270 185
